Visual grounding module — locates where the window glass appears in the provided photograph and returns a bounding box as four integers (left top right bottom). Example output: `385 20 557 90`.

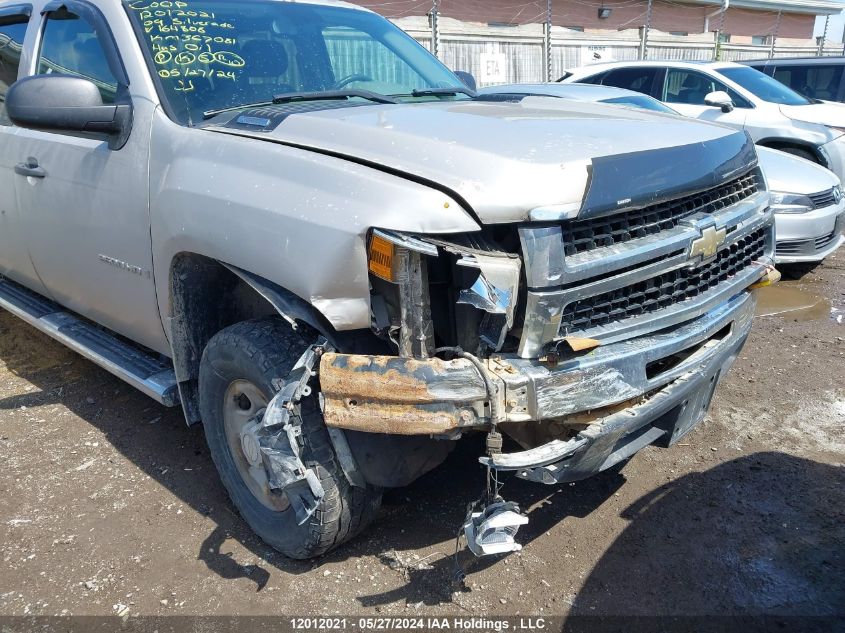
37 8 118 103
664 68 751 108
0 18 27 126
716 65 810 105
322 26 427 93
774 64 842 100
124 0 467 126
577 70 609 85
773 67 793 87
601 67 661 96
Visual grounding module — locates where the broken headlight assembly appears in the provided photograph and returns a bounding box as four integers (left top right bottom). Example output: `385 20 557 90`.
366 228 523 359
366 228 530 560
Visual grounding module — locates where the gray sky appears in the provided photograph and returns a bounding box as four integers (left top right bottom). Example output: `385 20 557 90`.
815 12 845 42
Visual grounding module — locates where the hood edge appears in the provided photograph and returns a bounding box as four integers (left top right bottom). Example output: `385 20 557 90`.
208 127 485 229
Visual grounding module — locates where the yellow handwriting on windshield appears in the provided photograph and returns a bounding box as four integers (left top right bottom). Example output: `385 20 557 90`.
127 0 244 91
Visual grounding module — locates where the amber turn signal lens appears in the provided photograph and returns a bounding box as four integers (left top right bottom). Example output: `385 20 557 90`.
368 234 396 281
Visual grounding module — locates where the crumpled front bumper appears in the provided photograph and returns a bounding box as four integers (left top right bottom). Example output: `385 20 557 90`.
320 289 757 482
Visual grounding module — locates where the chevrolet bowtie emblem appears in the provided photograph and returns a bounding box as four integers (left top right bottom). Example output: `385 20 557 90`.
689 226 726 259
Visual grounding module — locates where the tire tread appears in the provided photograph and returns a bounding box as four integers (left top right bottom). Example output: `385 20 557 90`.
199 317 381 559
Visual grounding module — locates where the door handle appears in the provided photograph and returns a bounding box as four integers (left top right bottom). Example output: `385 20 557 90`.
15 158 46 179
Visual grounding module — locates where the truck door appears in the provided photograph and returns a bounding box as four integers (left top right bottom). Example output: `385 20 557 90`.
0 6 48 294
661 68 749 130
12 1 167 353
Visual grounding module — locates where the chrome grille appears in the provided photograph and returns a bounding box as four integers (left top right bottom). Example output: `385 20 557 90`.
562 173 760 255
561 227 767 332
809 188 837 209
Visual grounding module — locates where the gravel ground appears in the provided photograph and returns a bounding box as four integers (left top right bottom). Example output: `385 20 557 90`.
0 253 842 620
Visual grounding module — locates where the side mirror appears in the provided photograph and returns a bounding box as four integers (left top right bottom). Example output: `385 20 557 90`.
6 75 132 149
704 90 734 113
454 70 477 92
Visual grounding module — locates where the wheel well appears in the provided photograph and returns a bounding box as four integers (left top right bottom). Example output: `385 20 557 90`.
167 253 388 425
167 253 325 424
757 140 824 165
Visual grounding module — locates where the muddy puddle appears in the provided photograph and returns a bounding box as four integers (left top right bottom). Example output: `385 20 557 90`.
754 284 835 321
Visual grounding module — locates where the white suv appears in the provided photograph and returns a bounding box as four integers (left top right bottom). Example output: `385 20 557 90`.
561 60 845 181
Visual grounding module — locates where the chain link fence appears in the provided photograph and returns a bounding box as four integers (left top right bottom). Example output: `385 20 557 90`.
360 1 845 88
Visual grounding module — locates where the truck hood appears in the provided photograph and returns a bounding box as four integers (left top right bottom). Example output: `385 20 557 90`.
211 97 753 224
779 102 845 130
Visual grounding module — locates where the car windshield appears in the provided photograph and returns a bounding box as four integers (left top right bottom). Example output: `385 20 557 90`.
124 0 468 125
600 94 677 113
715 66 811 106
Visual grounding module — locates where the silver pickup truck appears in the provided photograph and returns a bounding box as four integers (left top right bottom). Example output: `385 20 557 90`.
0 0 774 559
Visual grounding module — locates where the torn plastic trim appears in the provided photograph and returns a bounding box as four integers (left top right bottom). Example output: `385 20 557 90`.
456 252 520 326
242 340 330 524
441 242 521 352
221 263 328 338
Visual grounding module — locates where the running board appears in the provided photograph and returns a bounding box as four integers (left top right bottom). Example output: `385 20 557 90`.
0 275 179 407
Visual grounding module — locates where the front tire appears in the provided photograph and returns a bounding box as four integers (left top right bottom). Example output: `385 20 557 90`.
198 318 381 559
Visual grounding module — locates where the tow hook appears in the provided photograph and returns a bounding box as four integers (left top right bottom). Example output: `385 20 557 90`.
461 429 529 559
242 339 332 525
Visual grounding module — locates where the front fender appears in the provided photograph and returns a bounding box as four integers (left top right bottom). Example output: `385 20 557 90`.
148 107 481 333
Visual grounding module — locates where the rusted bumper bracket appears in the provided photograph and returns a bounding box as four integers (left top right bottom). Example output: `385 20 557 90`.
320 353 490 435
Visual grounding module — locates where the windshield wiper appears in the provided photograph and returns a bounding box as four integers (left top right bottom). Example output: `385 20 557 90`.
203 101 275 120
202 90 398 120
272 90 399 105
409 87 476 98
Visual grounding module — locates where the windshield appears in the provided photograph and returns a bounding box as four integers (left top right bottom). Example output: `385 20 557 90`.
601 94 677 113
124 0 468 124
715 66 811 106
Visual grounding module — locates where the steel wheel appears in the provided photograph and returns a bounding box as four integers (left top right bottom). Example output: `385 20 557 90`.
222 379 289 512
200 318 381 558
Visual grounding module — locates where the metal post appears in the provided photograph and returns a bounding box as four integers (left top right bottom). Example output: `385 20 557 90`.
430 0 440 60
544 0 552 82
818 15 829 55
768 9 782 59
639 0 653 60
713 0 728 61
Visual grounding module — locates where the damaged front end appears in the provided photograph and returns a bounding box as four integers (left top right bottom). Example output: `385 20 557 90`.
315 151 775 556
